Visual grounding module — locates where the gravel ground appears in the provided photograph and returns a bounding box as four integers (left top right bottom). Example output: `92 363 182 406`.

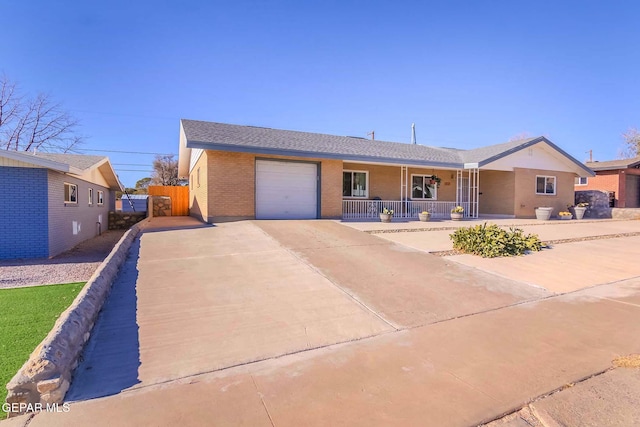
0 230 126 289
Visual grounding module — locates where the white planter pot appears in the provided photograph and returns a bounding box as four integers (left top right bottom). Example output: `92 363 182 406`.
379 213 393 223
418 213 431 222
450 212 463 221
574 206 587 220
535 207 553 220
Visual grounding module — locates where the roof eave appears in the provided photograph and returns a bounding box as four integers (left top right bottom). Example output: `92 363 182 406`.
477 137 595 176
185 140 464 169
0 150 72 172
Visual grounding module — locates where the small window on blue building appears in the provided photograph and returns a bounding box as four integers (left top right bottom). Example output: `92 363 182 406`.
97 191 104 205
88 188 94 205
64 183 77 203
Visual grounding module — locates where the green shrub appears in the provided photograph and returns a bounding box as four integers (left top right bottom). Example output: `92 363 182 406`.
449 223 543 258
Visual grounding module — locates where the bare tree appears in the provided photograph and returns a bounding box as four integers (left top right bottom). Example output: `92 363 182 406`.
0 74 82 153
151 155 180 186
619 127 640 159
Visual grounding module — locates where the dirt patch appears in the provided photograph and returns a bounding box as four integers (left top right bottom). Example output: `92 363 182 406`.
613 354 640 368
0 230 126 289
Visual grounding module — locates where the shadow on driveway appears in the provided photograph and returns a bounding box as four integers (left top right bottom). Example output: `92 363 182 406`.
66 239 142 401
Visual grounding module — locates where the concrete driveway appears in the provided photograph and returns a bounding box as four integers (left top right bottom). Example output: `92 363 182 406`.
16 217 640 426
66 217 392 400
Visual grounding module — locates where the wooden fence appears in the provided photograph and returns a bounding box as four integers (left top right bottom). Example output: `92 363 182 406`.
148 186 189 216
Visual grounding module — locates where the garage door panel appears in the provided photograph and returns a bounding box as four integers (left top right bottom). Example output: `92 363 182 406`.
256 160 318 219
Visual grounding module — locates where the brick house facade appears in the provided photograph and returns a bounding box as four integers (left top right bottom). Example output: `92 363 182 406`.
575 158 640 208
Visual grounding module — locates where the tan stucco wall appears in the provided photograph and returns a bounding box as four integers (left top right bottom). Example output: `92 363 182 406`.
479 170 515 215
513 168 575 218
202 151 342 222
342 163 457 201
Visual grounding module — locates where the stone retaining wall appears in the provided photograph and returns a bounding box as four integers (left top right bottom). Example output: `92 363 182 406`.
108 211 147 230
152 196 171 217
4 218 150 417
575 190 640 219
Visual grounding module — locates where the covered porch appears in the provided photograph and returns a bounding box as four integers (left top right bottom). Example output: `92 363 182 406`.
342 162 480 219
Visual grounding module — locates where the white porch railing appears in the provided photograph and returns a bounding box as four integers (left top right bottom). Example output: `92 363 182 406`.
342 200 471 220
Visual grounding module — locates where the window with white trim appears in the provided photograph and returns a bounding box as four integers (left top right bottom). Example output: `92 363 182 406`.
88 188 94 205
197 167 201 187
411 175 437 200
575 177 588 186
97 190 104 205
64 183 77 203
342 170 368 198
536 175 556 195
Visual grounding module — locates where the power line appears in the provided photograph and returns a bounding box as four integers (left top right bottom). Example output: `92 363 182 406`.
112 163 151 166
115 169 155 172
77 148 176 155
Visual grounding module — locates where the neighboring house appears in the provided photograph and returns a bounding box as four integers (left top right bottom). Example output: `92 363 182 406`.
575 157 640 208
0 151 122 260
177 119 593 222
120 194 149 212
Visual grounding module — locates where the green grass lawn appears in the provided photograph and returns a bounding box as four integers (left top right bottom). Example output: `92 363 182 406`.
0 282 84 419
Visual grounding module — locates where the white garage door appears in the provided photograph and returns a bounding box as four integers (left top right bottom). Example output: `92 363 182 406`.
256 160 318 219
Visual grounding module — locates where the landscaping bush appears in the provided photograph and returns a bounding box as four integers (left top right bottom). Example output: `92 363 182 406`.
449 223 543 258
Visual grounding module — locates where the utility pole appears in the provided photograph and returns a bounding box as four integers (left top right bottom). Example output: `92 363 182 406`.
586 150 593 162
367 131 375 140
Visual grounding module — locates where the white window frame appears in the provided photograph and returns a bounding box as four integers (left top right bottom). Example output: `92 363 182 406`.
97 190 104 205
88 188 93 205
410 174 438 200
342 170 369 198
197 167 201 188
536 175 557 195
64 183 78 204
575 177 588 186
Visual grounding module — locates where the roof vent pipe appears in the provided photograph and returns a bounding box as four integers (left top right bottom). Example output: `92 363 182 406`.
411 123 416 145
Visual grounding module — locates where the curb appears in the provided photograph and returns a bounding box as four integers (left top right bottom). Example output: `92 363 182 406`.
4 218 150 417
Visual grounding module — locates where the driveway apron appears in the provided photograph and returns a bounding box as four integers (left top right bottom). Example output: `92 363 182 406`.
254 220 550 328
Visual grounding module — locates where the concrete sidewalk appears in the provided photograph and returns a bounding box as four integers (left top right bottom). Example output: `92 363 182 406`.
26 277 640 427
364 218 640 253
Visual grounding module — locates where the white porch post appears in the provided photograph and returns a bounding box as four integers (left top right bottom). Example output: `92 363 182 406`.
467 168 479 218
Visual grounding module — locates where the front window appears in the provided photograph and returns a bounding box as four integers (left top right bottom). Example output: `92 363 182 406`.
343 171 368 198
536 176 556 195
411 175 437 200
97 191 104 205
64 183 77 204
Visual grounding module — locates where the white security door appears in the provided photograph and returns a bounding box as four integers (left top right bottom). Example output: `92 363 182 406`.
255 160 318 219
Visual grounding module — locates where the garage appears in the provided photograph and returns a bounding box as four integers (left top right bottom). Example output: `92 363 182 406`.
255 160 319 219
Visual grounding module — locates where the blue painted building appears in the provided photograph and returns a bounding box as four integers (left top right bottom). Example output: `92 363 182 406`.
0 151 123 260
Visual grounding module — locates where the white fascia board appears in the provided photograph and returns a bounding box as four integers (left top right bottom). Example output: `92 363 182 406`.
464 162 479 169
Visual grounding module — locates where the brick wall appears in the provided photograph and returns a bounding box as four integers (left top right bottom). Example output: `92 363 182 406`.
574 171 619 193
514 168 575 218
189 151 209 222
202 151 342 222
47 170 112 257
479 170 515 215
0 167 49 259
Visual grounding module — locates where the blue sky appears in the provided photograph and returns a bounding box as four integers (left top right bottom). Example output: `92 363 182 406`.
2 1 638 187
